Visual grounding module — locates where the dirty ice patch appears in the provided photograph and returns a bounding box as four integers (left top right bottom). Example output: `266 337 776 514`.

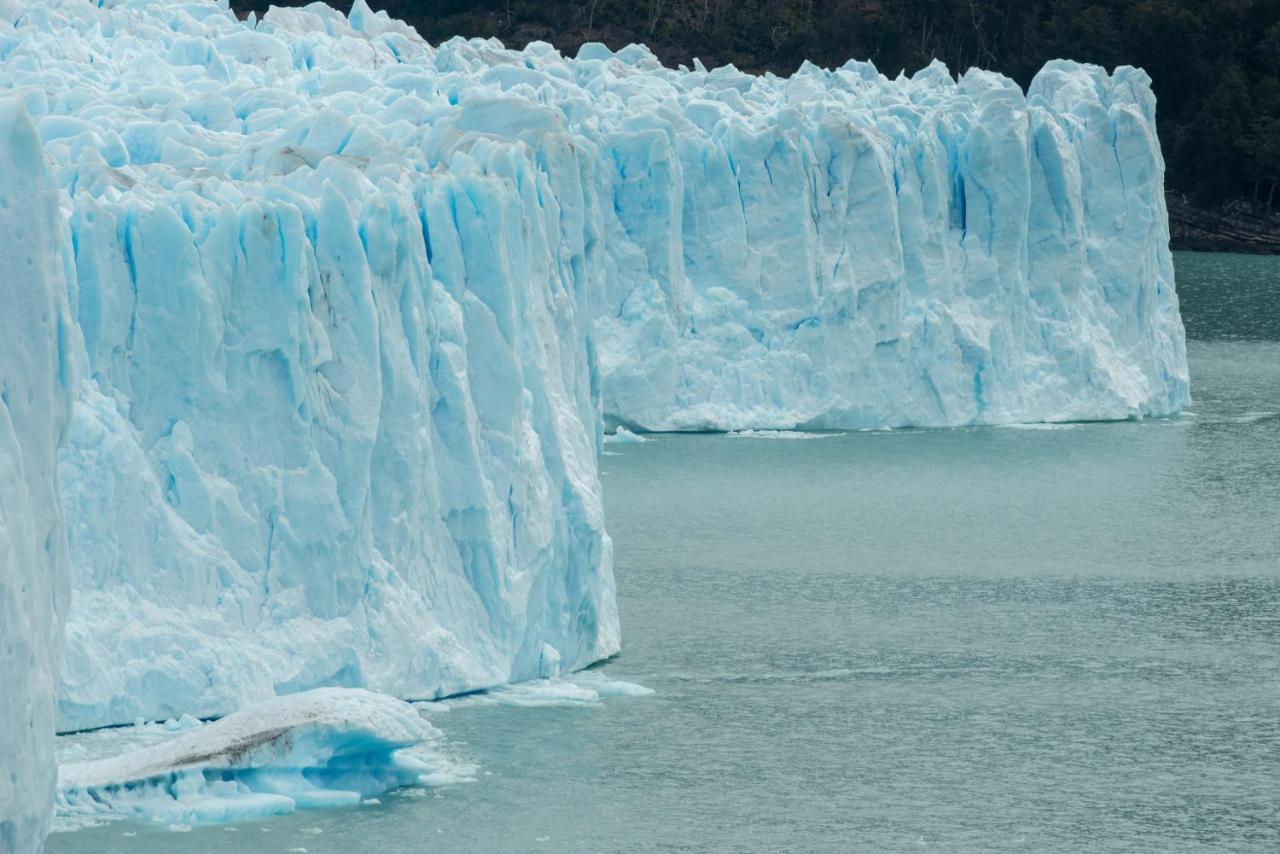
54 689 461 830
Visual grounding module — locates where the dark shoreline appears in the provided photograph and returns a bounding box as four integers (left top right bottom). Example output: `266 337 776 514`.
1168 193 1280 254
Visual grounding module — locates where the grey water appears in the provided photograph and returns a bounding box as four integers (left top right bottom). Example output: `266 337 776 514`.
49 252 1280 853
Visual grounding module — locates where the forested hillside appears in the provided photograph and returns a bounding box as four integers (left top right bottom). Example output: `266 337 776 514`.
237 0 1280 216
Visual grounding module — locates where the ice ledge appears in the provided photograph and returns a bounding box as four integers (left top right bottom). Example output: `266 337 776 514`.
56 689 444 827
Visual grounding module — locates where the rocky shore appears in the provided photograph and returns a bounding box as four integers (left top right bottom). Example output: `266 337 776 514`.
1168 193 1280 254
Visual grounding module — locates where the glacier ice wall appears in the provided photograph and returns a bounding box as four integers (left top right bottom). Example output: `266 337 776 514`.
0 100 74 852
587 57 1189 429
3 0 617 733
0 0 1187 736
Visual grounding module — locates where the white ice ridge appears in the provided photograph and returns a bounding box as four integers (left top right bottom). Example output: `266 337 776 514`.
0 99 75 853
0 0 1187 739
56 689 445 826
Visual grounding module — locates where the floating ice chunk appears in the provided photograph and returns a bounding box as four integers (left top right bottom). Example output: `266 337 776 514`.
999 422 1082 431
147 713 206 733
568 670 656 699
604 426 649 444
418 673 653 711
729 430 842 440
55 689 447 827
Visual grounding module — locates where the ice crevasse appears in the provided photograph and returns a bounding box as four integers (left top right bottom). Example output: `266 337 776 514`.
0 0 1186 750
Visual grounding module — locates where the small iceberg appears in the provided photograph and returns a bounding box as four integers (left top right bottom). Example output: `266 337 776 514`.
56 688 445 827
604 426 648 444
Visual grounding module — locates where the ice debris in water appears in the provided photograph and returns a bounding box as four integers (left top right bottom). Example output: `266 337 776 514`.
55 689 459 827
129 713 206 733
604 426 649 444
419 672 654 711
729 430 842 440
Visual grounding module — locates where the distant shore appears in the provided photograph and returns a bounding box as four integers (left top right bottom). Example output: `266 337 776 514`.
1168 194 1280 254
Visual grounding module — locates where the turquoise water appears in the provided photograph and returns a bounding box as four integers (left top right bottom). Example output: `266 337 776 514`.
49 253 1280 852
1174 251 1280 341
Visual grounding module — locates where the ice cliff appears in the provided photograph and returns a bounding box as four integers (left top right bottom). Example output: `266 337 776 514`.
0 100 74 852
591 57 1189 429
3 0 619 737
0 0 1186 771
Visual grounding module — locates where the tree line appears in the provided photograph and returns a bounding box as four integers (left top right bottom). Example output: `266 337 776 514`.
236 0 1280 211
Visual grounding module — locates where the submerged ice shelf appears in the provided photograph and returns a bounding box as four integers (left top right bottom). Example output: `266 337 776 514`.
0 0 1189 846
52 677 650 829
56 688 450 827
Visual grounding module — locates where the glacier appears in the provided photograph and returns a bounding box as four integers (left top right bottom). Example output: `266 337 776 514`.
592 57 1189 430
0 99 74 852
5 0 620 736
0 0 1190 844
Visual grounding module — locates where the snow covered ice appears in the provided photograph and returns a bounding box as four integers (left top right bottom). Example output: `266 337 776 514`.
0 0 1190 844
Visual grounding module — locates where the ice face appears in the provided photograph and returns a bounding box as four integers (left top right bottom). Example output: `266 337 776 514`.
0 99 75 853
3 0 618 734
585 58 1188 430
0 0 1187 807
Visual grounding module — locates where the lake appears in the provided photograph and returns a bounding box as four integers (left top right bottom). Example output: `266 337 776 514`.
48 251 1280 853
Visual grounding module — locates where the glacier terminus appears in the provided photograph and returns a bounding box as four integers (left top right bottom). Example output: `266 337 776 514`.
0 0 1188 847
